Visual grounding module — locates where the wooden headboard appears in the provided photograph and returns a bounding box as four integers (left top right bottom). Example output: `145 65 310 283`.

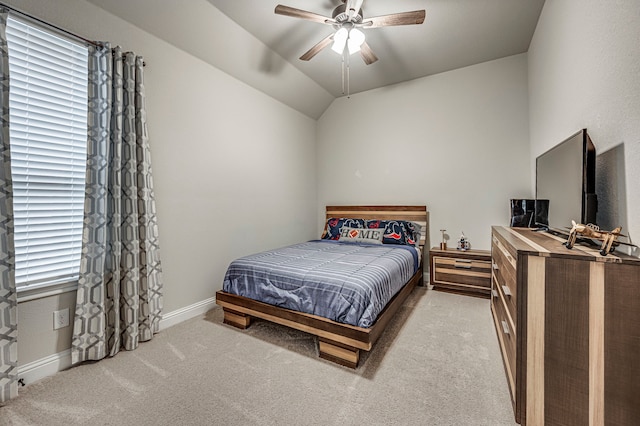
324 205 429 250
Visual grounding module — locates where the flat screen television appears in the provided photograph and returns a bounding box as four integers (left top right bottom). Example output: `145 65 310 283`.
535 129 597 231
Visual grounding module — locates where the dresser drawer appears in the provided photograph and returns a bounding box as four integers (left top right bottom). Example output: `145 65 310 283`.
432 256 491 288
492 237 517 321
491 284 517 400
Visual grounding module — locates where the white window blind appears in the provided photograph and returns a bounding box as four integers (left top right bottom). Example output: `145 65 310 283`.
6 16 89 288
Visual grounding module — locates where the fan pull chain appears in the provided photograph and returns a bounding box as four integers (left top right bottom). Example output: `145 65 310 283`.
340 49 352 98
346 51 350 98
341 52 345 95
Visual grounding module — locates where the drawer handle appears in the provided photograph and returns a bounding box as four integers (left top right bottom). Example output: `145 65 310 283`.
492 262 499 270
502 285 512 297
454 261 472 269
491 289 498 298
501 320 510 335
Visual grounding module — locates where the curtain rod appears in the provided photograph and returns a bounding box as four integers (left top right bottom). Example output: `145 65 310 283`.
0 2 101 48
0 2 146 66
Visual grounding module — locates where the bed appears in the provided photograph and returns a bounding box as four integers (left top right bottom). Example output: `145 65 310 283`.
215 205 428 368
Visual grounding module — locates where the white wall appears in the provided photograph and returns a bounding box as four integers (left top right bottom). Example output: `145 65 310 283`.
82 0 334 120
528 0 640 253
9 0 318 365
317 54 531 250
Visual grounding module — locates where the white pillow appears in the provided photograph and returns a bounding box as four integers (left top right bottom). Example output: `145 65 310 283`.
339 227 384 244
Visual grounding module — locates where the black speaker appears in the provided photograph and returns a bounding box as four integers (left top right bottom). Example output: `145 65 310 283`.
510 199 549 228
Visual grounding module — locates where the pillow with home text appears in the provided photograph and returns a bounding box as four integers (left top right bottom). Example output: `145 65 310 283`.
339 226 384 244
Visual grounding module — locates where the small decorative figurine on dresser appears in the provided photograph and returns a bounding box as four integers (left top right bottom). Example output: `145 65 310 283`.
457 232 470 251
564 220 625 256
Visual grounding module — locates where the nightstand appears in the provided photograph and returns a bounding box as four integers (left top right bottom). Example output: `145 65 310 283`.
429 247 492 297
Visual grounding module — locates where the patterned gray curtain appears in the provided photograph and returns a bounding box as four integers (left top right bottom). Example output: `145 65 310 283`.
72 45 163 364
0 9 18 404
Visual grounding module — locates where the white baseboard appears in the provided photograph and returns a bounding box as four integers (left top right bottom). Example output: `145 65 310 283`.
159 296 217 331
18 296 217 386
18 349 72 387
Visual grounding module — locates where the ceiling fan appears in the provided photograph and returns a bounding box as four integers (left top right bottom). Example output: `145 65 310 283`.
275 0 426 65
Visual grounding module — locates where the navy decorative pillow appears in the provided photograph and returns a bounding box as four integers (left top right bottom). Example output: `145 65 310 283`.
382 221 407 245
366 220 421 246
404 221 422 247
322 218 365 240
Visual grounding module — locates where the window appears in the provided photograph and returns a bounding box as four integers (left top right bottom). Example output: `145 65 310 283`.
6 16 88 292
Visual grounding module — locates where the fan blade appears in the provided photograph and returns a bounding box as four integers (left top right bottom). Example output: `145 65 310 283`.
362 10 426 28
275 5 335 25
300 33 335 61
360 42 378 65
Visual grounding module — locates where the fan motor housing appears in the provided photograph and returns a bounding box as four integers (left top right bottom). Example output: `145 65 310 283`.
332 4 363 24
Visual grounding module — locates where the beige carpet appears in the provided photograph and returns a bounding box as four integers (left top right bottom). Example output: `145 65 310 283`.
1 288 516 425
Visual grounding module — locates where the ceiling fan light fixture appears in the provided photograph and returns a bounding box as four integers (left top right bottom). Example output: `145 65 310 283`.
275 1 425 67
331 27 349 54
347 28 365 54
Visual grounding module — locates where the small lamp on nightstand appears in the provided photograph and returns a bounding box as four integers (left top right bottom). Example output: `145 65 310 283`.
439 229 447 250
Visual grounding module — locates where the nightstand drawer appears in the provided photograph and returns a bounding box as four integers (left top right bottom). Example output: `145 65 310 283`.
432 256 491 288
429 248 492 297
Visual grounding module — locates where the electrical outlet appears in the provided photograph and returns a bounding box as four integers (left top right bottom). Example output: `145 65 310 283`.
53 308 69 330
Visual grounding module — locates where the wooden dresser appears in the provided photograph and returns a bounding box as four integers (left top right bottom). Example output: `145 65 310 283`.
429 247 491 297
491 226 640 425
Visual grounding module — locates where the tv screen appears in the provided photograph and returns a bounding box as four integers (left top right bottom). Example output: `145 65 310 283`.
535 129 597 231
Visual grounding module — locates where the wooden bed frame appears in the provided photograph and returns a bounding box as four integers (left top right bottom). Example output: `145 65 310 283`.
215 205 428 368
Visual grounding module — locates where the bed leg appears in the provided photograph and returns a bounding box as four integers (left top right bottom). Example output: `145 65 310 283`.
318 338 360 369
223 308 252 329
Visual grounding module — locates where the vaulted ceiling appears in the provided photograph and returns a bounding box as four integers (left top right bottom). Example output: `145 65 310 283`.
87 0 545 119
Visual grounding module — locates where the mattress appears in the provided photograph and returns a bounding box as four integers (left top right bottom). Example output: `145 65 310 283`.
222 240 419 328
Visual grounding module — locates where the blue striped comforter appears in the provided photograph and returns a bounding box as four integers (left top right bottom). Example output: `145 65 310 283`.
222 240 418 328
